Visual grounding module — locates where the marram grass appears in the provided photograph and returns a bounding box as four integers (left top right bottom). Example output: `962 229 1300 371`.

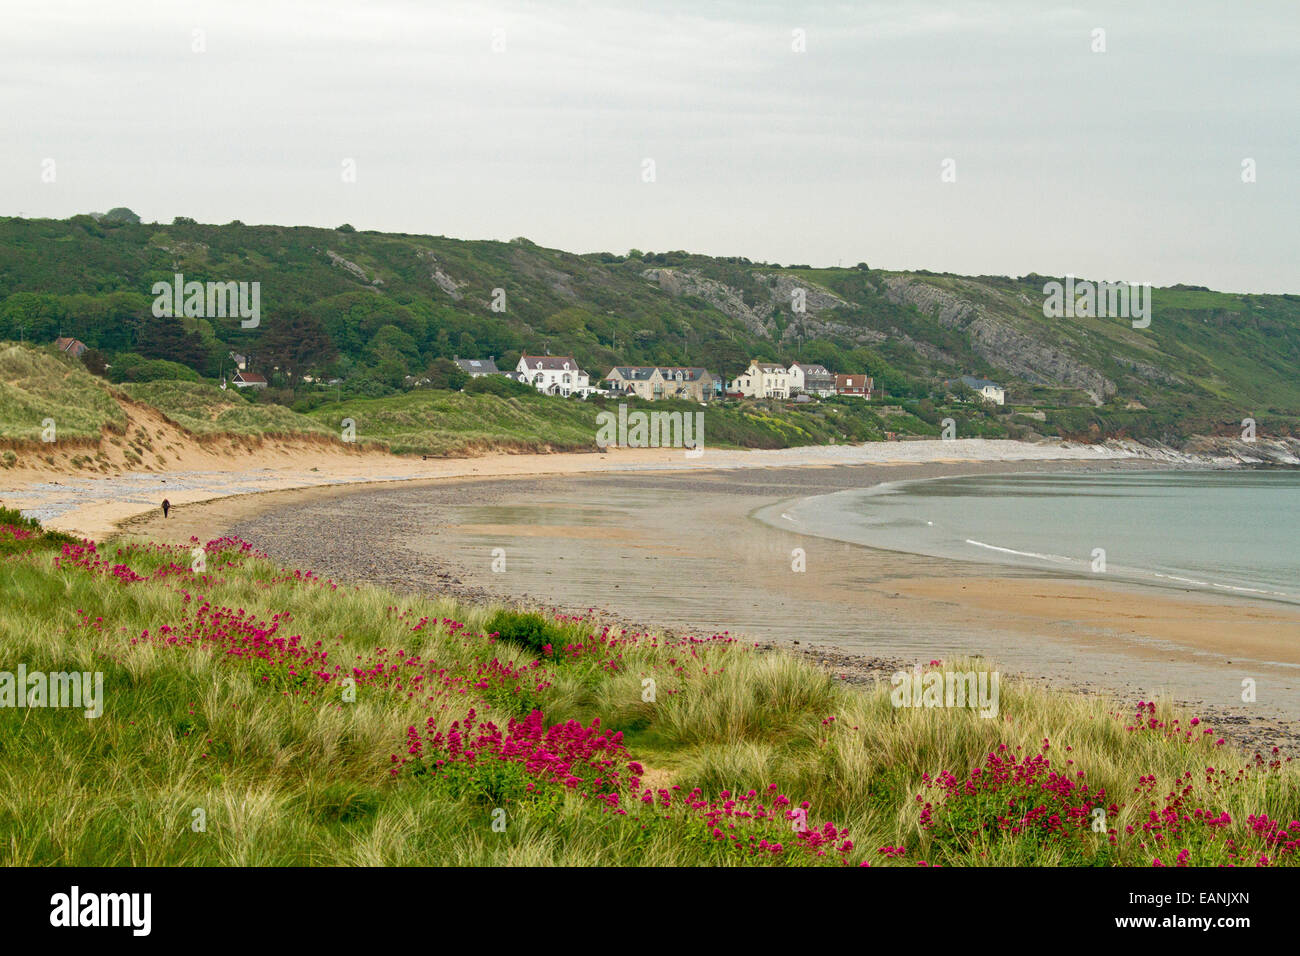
0 514 1295 866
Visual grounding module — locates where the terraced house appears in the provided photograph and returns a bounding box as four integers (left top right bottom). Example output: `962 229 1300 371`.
605 366 719 402
788 362 836 397
515 355 594 397
730 360 791 399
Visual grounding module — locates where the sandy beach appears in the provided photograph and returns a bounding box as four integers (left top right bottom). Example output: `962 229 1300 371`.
3 436 1124 541
103 447 1299 750
11 437 1298 751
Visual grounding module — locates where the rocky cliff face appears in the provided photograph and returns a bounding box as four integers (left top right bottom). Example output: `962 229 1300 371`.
1106 435 1300 466
643 265 1128 405
879 275 1117 404
326 249 383 286
643 268 776 336
643 268 852 340
417 249 464 299
1179 435 1300 465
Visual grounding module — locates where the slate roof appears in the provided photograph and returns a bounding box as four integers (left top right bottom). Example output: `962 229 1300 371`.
455 358 499 374
520 355 580 371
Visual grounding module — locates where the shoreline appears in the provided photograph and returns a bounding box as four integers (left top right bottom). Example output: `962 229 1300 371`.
4 436 1136 542
13 439 1298 754
114 451 1300 755
750 471 1300 611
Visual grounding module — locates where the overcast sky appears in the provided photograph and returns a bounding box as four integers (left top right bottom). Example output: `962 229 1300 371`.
2 1 1295 292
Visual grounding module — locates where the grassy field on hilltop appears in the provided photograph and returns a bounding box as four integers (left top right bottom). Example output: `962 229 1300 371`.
0 513 1295 866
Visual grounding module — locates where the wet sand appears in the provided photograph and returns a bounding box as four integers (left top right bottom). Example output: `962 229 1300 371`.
122 456 1300 753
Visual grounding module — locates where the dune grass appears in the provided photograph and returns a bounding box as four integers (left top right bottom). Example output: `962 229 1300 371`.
305 390 897 457
307 389 600 456
0 344 126 443
0 516 1295 866
115 380 336 439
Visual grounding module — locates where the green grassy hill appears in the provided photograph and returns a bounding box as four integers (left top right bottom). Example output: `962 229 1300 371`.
1 213 1297 443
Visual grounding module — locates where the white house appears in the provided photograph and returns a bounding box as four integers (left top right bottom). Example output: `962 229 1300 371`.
232 370 267 389
730 360 791 399
788 362 836 397
516 355 593 397
960 375 1005 405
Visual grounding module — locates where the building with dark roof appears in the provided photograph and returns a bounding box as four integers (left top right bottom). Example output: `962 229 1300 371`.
605 366 718 402
454 357 500 377
958 375 1005 405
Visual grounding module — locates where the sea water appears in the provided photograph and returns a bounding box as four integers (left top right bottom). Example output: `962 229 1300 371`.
759 470 1300 606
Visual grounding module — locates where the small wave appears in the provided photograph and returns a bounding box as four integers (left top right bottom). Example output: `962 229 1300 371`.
964 543 1295 599
1148 572 1291 599
1144 570 1294 599
1147 570 1214 588
964 539 1075 565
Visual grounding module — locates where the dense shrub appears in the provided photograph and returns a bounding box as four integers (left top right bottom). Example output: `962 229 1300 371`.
464 375 535 398
484 609 563 654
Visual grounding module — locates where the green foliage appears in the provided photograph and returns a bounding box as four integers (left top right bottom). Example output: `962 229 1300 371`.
0 507 78 555
108 352 203 383
0 216 1294 444
100 207 141 224
423 357 469 390
421 758 534 806
484 609 563 655
463 374 533 397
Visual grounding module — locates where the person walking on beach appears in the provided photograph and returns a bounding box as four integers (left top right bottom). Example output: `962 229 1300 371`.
162 498 170 518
